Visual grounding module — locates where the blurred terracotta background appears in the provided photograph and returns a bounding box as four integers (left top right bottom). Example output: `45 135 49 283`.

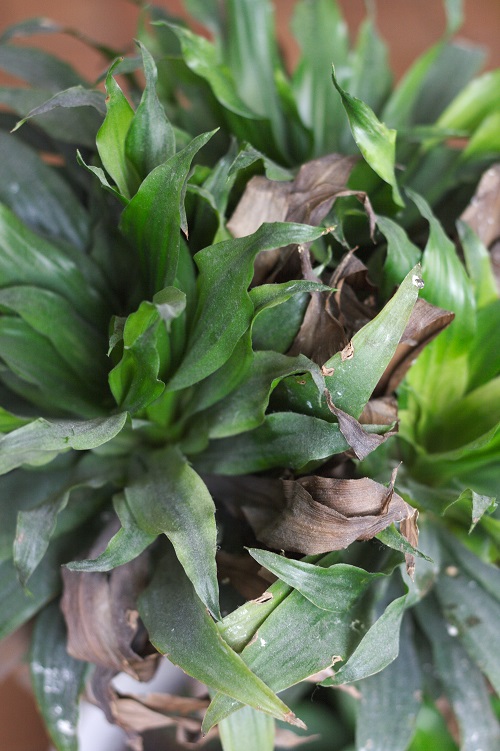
1 1 499 750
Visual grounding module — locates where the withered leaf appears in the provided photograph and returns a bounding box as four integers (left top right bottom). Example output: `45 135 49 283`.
61 523 157 682
228 154 357 285
376 297 455 394
216 550 270 601
461 163 500 249
325 391 397 461
359 396 398 426
400 509 419 579
206 474 414 556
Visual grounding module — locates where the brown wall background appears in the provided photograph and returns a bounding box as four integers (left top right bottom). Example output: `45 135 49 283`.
1 0 500 84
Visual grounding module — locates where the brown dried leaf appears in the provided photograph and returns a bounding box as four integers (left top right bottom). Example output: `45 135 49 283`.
376 297 455 394
400 508 419 579
325 392 397 461
286 290 347 364
359 396 398 426
216 550 270 601
461 164 500 248
61 524 157 682
274 727 321 748
228 154 357 285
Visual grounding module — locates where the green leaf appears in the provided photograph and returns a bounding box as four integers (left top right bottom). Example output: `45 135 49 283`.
322 264 422 418
168 222 327 391
120 130 215 295
0 203 104 322
125 41 175 181
291 0 349 155
0 286 106 387
203 561 382 731
248 550 383 613
437 69 500 132
321 593 408 685
65 493 156 572
192 412 349 474
30 602 87 751
0 413 127 475
376 215 421 295
332 66 403 206
13 454 115 586
465 300 500 392
457 220 498 309
96 63 137 199
138 543 303 728
10 85 105 147
251 291 310 353
249 280 329 316
125 446 220 619
202 352 325 438
219 705 275 751
0 131 90 249
354 614 422 751
0 534 68 640
376 524 432 563
349 17 392 114
0 406 31 433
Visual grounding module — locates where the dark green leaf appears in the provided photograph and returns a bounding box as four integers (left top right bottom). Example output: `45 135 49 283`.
0 413 127 475
125 41 175 181
168 222 327 391
376 215 421 295
31 602 87 751
0 131 90 249
202 352 324 438
125 446 220 619
120 130 215 295
291 0 349 155
192 412 349 474
139 543 303 728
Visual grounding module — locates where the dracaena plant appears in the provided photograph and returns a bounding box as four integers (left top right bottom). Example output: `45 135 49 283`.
0 1 499 750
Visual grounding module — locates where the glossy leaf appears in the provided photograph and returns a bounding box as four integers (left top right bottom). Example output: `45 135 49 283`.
30 602 87 751
120 130 214 295
0 413 127 475
168 222 327 391
125 41 175 180
332 66 403 206
0 131 89 249
125 446 220 619
96 64 137 199
138 543 302 728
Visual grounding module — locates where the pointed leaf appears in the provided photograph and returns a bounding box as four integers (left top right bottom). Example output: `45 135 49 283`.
139 544 302 728
332 66 403 206
125 446 220 619
96 65 137 199
125 41 175 180
120 130 214 295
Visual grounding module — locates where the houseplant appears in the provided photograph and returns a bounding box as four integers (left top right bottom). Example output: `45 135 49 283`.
0 1 498 749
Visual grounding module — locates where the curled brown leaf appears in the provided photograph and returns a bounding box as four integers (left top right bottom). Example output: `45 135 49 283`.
325 391 397 461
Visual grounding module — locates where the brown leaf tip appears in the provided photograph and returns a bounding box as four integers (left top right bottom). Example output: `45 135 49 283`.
285 711 307 730
340 341 354 361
